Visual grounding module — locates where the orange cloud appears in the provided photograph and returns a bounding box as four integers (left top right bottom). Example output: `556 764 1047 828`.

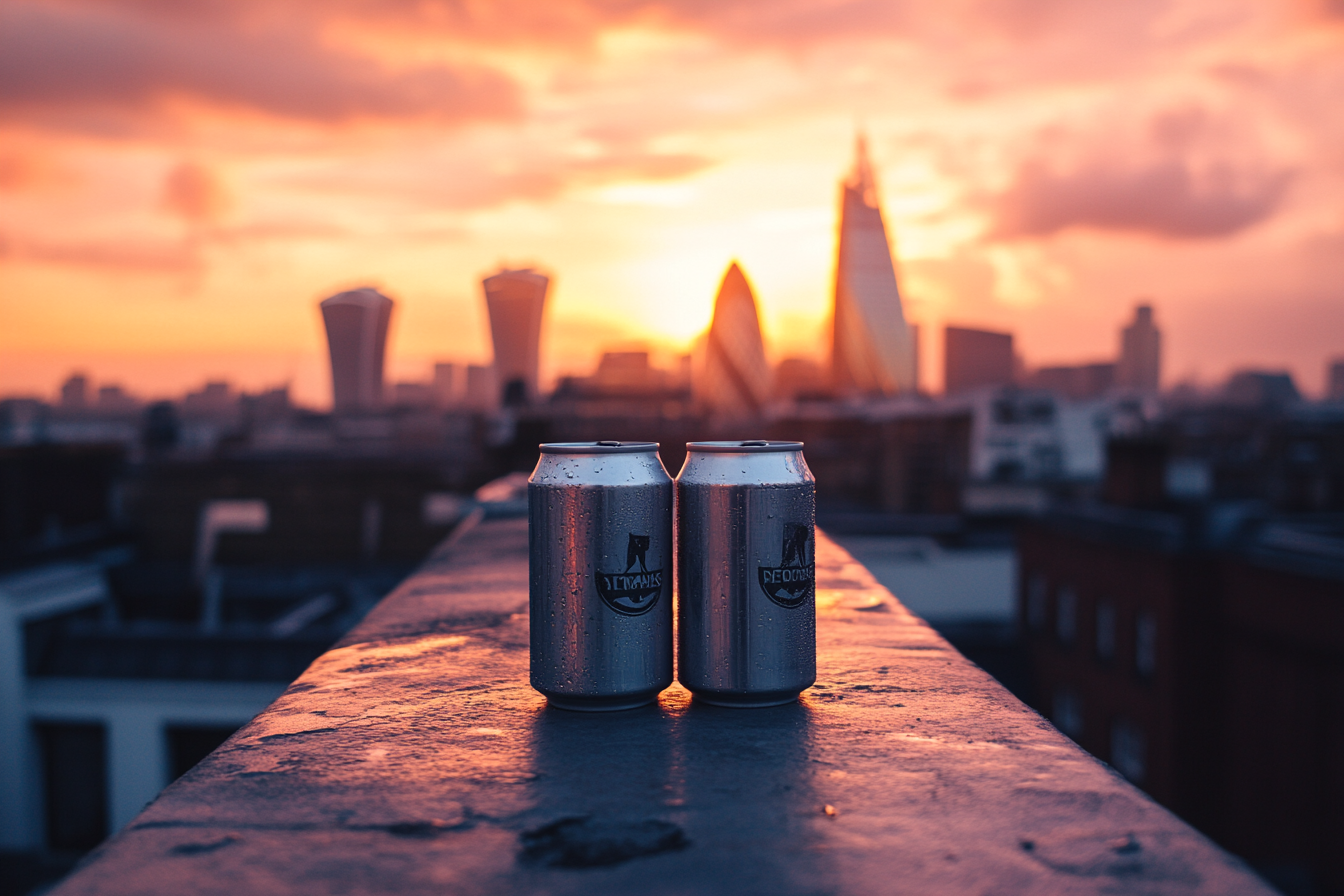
161 161 228 224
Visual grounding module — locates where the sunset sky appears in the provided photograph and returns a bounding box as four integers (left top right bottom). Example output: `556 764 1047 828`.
2 0 1342 406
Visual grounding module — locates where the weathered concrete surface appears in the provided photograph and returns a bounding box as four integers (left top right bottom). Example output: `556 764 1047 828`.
53 519 1272 895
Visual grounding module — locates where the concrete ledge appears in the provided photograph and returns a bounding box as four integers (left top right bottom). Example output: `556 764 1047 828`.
51 518 1272 894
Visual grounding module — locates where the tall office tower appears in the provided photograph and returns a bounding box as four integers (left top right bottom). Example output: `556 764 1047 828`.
320 287 394 412
1329 360 1344 402
944 326 1015 395
482 268 549 407
1117 304 1161 393
698 262 772 416
60 373 88 409
830 135 916 396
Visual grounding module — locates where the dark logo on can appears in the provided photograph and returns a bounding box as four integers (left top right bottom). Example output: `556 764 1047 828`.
758 523 814 609
596 533 664 616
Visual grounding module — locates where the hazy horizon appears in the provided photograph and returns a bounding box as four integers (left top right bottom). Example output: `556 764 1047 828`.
3 0 1343 407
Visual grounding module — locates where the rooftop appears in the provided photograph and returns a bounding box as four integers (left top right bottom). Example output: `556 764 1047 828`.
49 518 1272 895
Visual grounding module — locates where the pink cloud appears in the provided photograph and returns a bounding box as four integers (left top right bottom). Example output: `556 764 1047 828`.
990 157 1292 240
281 148 710 211
0 2 521 131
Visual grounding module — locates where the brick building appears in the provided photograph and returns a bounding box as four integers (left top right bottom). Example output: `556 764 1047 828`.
1018 481 1344 892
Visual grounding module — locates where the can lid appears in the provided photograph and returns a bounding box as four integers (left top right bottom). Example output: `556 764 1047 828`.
539 441 661 455
685 440 804 453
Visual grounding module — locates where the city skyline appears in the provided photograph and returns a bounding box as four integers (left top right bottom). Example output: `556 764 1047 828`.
2 0 1343 404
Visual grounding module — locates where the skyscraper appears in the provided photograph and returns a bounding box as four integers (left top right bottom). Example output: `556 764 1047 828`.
60 373 88 409
698 262 772 416
1117 304 1161 394
830 135 916 396
482 268 549 406
1329 360 1344 402
944 326 1014 395
320 287 393 412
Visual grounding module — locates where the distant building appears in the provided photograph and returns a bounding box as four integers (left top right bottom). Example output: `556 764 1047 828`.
944 327 1014 395
182 382 234 417
1116 304 1161 393
1224 370 1300 407
1025 363 1116 400
95 386 137 413
320 288 394 413
766 405 971 514
1019 443 1344 892
463 365 497 411
698 262 772 416
591 352 667 392
60 375 88 410
774 357 826 401
0 452 462 857
391 382 434 408
482 269 549 407
1327 359 1344 402
548 352 685 408
830 136 916 396
432 363 457 408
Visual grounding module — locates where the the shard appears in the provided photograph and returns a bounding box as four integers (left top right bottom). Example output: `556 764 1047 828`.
698 262 772 416
830 135 916 396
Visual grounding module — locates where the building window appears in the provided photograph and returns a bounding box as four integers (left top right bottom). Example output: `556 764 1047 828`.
35 722 107 851
1026 573 1047 631
1111 718 1147 785
1135 611 1157 678
1056 587 1077 646
1096 600 1116 662
1052 687 1083 739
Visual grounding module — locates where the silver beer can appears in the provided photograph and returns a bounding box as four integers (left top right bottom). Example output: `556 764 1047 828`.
529 441 674 711
676 440 816 707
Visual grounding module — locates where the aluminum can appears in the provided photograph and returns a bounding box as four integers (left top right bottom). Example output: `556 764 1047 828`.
529 441 674 711
676 440 816 707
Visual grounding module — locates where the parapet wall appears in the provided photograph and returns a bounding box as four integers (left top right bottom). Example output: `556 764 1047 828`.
51 517 1272 895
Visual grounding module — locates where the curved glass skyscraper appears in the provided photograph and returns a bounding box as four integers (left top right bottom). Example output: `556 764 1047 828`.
698 262 772 416
320 287 394 412
482 268 549 407
830 136 916 396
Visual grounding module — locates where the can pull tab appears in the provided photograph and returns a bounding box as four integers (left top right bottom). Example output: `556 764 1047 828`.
597 440 622 447
740 440 769 447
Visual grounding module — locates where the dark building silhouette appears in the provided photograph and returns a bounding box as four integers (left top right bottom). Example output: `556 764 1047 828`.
1018 436 1344 893
320 288 394 413
482 269 548 407
944 327 1014 395
1329 359 1344 402
1224 369 1300 407
1024 362 1115 400
1117 304 1161 393
0 443 125 569
774 357 826 401
60 375 88 410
